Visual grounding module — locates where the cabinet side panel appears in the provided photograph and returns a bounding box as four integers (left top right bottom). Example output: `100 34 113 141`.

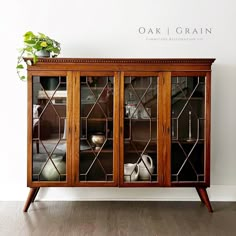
205 72 211 186
27 72 33 187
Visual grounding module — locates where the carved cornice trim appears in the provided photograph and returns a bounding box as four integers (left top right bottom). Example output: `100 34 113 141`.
24 58 215 65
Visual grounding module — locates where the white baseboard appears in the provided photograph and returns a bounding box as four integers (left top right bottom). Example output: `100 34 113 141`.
2 185 236 201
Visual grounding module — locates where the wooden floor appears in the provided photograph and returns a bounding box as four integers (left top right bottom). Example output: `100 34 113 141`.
0 201 236 236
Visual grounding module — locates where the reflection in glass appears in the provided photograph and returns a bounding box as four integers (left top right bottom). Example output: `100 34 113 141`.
124 76 158 182
171 76 205 182
79 76 114 182
32 76 67 181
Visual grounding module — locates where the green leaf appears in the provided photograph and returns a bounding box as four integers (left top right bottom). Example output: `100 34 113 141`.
24 31 34 37
20 75 26 80
38 32 46 38
33 44 42 50
16 64 24 69
46 38 53 45
17 31 61 80
25 47 33 53
24 31 35 41
33 55 38 64
53 48 60 54
46 46 53 51
24 40 36 44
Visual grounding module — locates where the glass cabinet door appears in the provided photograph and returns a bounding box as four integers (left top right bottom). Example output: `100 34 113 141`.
171 76 206 182
122 75 158 184
78 75 115 183
32 76 67 182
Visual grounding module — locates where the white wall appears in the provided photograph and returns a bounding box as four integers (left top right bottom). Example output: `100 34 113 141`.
1 0 236 201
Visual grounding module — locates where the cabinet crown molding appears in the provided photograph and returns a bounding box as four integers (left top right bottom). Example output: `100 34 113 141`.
24 58 215 65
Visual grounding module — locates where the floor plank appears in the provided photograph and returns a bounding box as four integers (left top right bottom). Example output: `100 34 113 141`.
0 201 236 236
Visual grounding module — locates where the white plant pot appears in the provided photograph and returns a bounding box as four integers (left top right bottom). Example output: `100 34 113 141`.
36 50 50 57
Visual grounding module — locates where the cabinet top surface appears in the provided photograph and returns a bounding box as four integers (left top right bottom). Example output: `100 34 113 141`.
25 58 215 65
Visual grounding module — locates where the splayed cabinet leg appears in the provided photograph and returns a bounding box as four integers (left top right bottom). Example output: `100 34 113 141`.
31 187 40 202
196 187 213 212
23 187 40 212
196 187 204 203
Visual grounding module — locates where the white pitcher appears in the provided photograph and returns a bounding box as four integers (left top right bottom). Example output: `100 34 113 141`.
138 154 154 180
124 163 139 182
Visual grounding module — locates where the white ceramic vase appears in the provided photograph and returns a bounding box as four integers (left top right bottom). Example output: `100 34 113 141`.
41 158 66 181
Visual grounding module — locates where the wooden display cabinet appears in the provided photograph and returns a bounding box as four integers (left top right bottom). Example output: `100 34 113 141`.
24 58 215 212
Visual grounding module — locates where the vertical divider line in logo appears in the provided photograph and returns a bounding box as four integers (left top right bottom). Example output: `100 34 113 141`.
167 27 170 35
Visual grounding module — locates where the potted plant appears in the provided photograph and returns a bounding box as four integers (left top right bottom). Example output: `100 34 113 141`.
16 31 61 80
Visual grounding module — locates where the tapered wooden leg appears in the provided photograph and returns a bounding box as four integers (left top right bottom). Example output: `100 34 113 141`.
196 187 204 203
196 187 213 212
31 187 40 202
23 188 40 212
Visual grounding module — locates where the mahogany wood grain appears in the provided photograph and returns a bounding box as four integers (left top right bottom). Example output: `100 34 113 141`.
196 187 204 203
158 72 171 186
27 72 33 187
196 187 213 212
66 71 73 185
119 72 125 186
25 58 215 211
25 58 215 74
27 58 215 64
23 188 39 212
31 187 40 202
113 72 120 186
205 72 211 185
72 71 80 185
171 182 210 187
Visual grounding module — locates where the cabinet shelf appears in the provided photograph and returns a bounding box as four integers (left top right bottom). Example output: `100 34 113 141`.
81 100 110 105
124 118 157 121
81 86 112 90
124 140 157 144
124 150 157 154
38 90 67 99
171 139 204 144
81 117 113 121
80 148 113 153
172 97 204 101
125 87 157 91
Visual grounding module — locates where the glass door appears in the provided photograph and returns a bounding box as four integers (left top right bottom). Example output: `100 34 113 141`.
75 72 118 185
171 75 206 183
121 73 159 185
31 75 69 182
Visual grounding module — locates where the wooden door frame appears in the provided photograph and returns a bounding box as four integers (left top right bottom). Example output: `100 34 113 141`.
72 71 119 187
27 70 72 187
170 71 211 187
119 72 163 187
158 72 171 186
